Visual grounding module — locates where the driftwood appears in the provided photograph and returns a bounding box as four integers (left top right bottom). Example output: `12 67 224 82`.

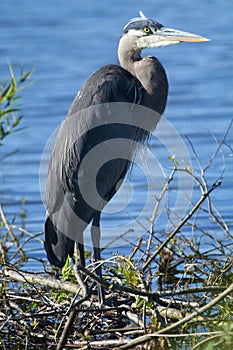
4 267 79 294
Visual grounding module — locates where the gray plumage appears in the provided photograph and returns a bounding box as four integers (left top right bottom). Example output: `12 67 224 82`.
44 11 209 303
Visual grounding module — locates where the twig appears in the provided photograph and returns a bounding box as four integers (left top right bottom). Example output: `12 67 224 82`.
142 180 221 271
66 339 128 348
55 292 81 342
118 282 233 349
77 264 160 300
56 294 91 350
0 149 19 161
0 204 26 259
147 165 177 257
205 118 233 173
186 128 232 236
102 229 134 251
190 332 232 350
121 304 144 328
73 258 88 296
128 236 143 260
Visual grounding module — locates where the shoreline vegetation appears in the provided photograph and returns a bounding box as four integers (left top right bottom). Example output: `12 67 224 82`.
1 65 233 349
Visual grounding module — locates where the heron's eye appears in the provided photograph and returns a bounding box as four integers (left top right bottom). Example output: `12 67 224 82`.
143 27 151 34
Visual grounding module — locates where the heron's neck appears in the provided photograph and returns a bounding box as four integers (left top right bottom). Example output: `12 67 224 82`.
118 36 156 94
118 35 142 76
118 36 168 114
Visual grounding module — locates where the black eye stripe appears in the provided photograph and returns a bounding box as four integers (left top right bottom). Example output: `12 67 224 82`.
123 19 163 34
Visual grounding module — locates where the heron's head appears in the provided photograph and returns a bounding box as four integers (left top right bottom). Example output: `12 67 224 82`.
122 11 209 50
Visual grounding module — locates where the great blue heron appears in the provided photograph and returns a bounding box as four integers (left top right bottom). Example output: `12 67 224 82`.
44 11 209 304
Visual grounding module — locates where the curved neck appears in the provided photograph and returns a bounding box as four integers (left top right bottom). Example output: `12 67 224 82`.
118 35 168 114
118 35 157 93
118 35 142 76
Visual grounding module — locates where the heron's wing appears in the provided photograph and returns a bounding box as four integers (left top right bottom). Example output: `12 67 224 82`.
47 65 141 195
67 64 144 113
60 107 139 213
44 65 144 267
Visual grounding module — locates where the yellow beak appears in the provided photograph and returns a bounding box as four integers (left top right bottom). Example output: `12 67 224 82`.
156 26 210 43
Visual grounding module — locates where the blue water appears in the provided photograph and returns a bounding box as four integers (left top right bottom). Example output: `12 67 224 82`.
1 0 233 265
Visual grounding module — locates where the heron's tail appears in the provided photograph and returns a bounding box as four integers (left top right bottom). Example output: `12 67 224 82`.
44 216 75 268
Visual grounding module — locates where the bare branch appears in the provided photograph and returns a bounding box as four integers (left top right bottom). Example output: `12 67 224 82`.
142 180 221 271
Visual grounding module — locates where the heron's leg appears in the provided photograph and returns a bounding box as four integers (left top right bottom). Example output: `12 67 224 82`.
91 212 105 305
78 242 85 267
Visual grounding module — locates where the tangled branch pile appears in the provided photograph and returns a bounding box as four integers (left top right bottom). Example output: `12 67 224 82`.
1 170 233 349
